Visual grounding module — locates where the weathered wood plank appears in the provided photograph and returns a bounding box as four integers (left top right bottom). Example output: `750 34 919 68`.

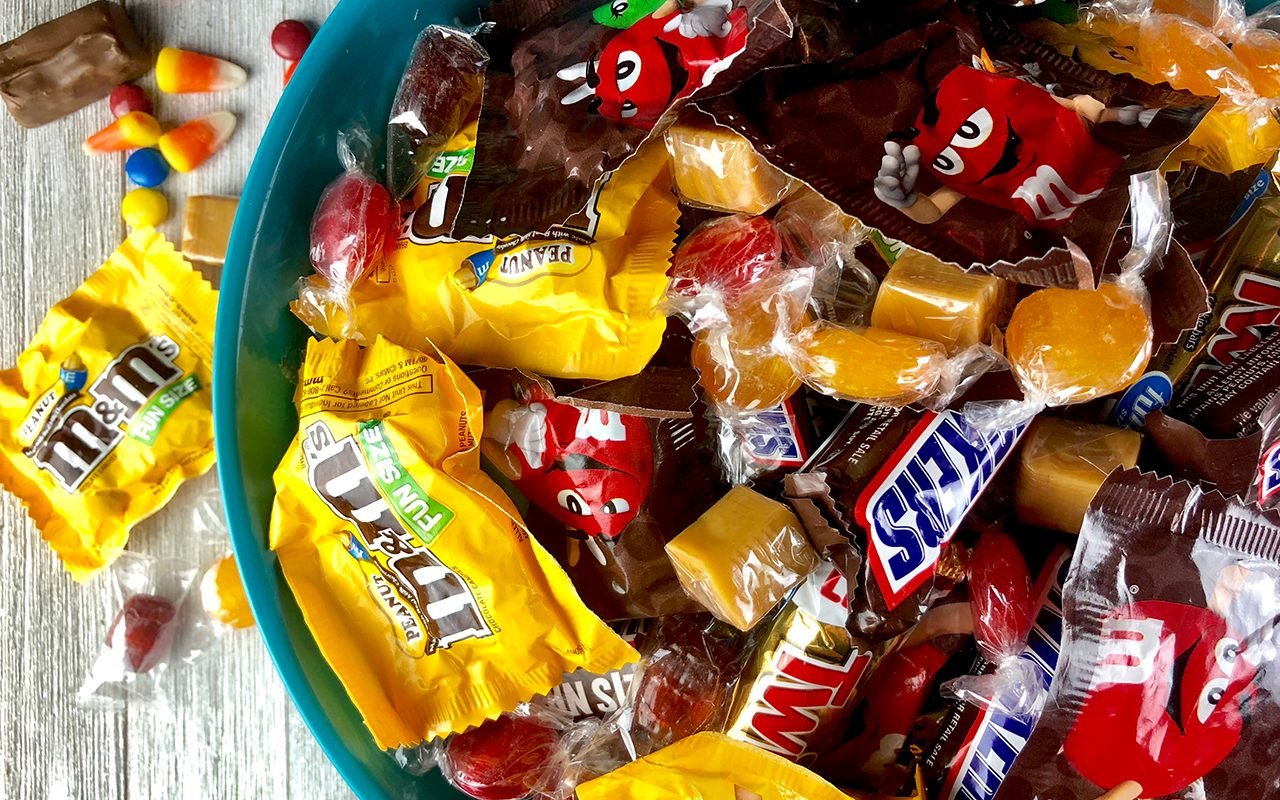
0 1 350 797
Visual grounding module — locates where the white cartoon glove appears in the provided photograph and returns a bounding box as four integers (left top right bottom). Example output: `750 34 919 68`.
663 0 733 38
873 141 921 210
1111 105 1159 127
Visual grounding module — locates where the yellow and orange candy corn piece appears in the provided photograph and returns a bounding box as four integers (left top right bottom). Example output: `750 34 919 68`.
83 111 161 155
159 111 237 173
156 47 248 94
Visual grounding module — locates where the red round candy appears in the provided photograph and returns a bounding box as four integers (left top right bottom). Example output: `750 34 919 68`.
443 715 560 800
108 83 151 118
968 528 1035 660
106 594 177 674
634 649 725 745
309 171 396 287
670 215 782 299
271 20 313 61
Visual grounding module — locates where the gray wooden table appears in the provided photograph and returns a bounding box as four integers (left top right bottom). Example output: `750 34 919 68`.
0 1 353 797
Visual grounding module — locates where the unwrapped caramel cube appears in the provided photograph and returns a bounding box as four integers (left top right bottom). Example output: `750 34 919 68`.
181 195 239 266
665 486 818 631
870 250 1012 352
665 122 793 215
1015 418 1142 534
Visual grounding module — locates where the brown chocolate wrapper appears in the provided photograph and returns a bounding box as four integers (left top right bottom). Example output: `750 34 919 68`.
1169 164 1271 265
480 369 719 620
0 1 152 128
1168 329 1280 439
701 1 1210 281
997 469 1280 800
1143 411 1263 499
453 0 793 236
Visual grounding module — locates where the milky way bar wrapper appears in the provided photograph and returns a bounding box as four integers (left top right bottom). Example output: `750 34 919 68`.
0 2 152 128
1161 196 1280 392
701 1 1210 281
918 547 1070 800
789 404 1027 625
452 0 792 236
997 470 1280 800
724 562 879 763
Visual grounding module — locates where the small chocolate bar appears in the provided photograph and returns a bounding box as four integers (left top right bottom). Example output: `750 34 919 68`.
0 1 152 128
182 195 239 266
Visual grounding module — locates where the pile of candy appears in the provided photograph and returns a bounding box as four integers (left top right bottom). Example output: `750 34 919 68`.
3 0 1280 798
273 0 1280 798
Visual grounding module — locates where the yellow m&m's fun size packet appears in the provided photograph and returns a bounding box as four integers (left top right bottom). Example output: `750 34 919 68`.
292 137 678 381
0 229 216 580
270 336 635 747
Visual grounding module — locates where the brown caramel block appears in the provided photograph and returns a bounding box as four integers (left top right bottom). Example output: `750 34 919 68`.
1015 418 1142 534
0 2 152 128
182 195 239 266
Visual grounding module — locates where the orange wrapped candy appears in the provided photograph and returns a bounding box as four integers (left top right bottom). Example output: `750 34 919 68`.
1237 29 1280 98
794 322 947 406
1136 16 1251 98
1005 283 1152 406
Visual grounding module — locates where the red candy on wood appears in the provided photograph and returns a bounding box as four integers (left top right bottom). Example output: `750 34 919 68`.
442 714 560 800
271 19 313 61
670 215 782 299
106 594 177 674
108 83 151 118
309 171 396 286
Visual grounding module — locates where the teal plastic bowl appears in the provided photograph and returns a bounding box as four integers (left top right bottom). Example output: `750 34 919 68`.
213 1 477 797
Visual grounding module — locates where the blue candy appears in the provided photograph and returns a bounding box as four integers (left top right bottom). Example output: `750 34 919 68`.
125 148 171 188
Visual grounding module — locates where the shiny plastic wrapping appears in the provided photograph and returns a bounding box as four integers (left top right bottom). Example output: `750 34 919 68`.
997 469 1280 800
268 337 635 747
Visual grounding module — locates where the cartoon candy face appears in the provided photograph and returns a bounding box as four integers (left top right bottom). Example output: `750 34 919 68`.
558 8 748 130
1064 600 1258 797
906 66 1122 225
502 391 654 540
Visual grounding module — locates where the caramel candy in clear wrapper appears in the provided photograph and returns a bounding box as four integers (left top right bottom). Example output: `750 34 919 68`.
666 121 793 215
666 486 819 631
181 195 239 267
870 251 1011 352
795 322 946 406
1006 284 1153 405
1014 418 1141 535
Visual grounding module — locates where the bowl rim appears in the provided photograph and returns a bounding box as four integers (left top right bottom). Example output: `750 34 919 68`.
212 0 393 796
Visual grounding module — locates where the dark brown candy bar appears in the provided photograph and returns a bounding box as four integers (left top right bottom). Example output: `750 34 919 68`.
0 2 151 128
701 1 1210 281
997 469 1280 800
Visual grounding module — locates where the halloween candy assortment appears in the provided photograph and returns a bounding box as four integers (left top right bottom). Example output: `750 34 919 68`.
264 0 1280 791
12 0 1280 796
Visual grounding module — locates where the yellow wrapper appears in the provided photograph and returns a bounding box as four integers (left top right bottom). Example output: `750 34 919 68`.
269 336 636 747
0 228 216 580
577 732 850 800
292 137 678 381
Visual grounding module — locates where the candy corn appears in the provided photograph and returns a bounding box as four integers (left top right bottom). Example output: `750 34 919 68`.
158 111 237 173
156 47 248 94
83 111 161 155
